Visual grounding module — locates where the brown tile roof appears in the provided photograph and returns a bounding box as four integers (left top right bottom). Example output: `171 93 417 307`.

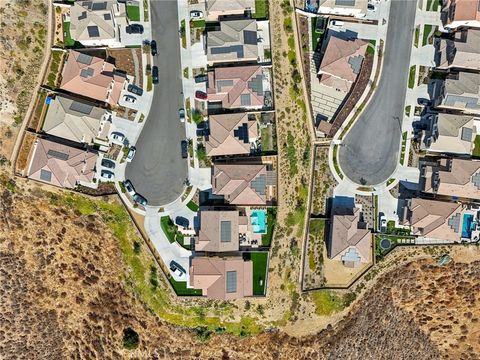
207 65 265 109
196 210 240 252
206 113 258 156
436 29 480 70
443 0 480 24
190 257 253 299
60 51 125 106
212 163 267 205
27 138 97 189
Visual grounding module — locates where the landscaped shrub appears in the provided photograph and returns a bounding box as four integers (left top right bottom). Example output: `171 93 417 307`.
122 327 139 350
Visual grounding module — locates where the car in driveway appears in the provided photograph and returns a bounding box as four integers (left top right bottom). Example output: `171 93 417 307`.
194 74 208 83
190 10 203 19
181 140 188 159
123 180 136 196
152 66 159 84
126 24 144 34
367 3 377 12
169 260 186 277
178 108 185 123
101 158 115 169
196 121 209 137
417 98 432 106
123 95 136 104
175 216 189 228
126 146 136 162
133 193 147 206
101 170 115 180
109 132 125 145
127 84 143 96
195 90 207 100
151 40 157 56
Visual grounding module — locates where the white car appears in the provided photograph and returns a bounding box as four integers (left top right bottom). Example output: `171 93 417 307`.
100 170 115 180
123 180 136 197
123 95 136 104
109 132 125 145
190 10 203 19
330 20 344 28
379 216 387 232
126 146 136 162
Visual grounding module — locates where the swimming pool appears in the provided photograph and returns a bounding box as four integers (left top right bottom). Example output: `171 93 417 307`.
462 214 474 238
251 210 267 234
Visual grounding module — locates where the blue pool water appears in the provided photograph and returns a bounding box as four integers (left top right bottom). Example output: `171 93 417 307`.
251 210 267 234
462 214 474 238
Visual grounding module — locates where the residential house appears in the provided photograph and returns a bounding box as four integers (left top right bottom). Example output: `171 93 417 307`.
69 0 127 47
435 29 480 71
432 71 480 114
207 19 259 65
402 198 468 241
421 158 480 201
421 113 478 155
196 210 241 252
328 207 372 268
189 256 253 299
60 50 126 106
441 0 480 31
312 31 368 132
42 94 111 146
27 138 98 189
317 0 368 18
206 113 258 156
206 0 255 21
212 163 276 205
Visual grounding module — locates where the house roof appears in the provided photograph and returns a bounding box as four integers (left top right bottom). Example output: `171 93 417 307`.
436 29 480 70
404 198 465 241
27 138 97 189
212 163 268 205
206 113 258 156
329 207 371 265
442 0 480 24
190 256 253 299
207 0 255 14
70 0 126 42
318 31 368 93
60 50 125 105
428 113 476 154
196 210 240 252
207 65 265 109
423 158 480 200
207 19 259 63
42 95 106 144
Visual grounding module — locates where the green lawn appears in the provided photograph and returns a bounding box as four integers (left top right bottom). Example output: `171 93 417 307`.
427 0 441 11
126 4 140 21
261 207 277 246
405 105 411 117
180 19 186 49
311 17 324 51
253 0 268 19
332 145 343 179
246 252 268 295
62 21 75 47
191 19 205 29
186 200 199 212
422 24 433 46
160 216 176 243
168 276 202 296
310 290 348 316
473 135 480 157
400 131 408 165
408 65 416 89
414 26 420 47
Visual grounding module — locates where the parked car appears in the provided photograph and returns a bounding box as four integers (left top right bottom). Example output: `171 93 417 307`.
195 90 207 100
379 215 387 232
175 216 189 228
123 95 136 104
152 66 159 84
101 159 115 169
178 108 185 123
418 98 431 106
100 170 115 180
169 260 186 277
181 140 188 159
196 121 209 137
194 74 208 83
367 3 377 12
330 20 344 28
127 84 143 96
126 24 144 34
133 193 147 206
190 10 203 19
109 132 125 145
126 146 136 162
151 40 157 56
123 180 136 196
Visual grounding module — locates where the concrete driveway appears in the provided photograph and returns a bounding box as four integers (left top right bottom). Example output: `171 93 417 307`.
125 0 188 206
338 0 418 186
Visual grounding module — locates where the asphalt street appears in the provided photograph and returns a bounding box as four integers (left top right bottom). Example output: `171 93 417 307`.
338 0 418 186
125 0 187 206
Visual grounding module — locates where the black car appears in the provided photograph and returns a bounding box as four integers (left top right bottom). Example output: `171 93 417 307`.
175 216 190 228
127 84 143 96
133 193 148 206
196 121 209 137
101 158 115 169
417 98 431 106
169 260 186 276
181 140 188 159
152 66 159 84
194 74 208 83
151 40 157 56
126 24 144 34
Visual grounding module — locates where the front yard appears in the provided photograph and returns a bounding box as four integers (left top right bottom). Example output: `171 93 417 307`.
126 4 140 21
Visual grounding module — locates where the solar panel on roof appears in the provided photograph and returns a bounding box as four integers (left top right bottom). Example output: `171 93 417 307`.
234 123 249 143
103 13 111 20
240 94 251 106
80 67 94 78
210 45 245 59
40 169 52 182
461 127 473 141
216 79 234 91
247 74 264 96
91 1 107 11
243 30 257 45
348 54 364 75
335 0 356 6
251 174 266 195
472 173 480 189
81 1 93 9
47 149 69 161
77 53 93 65
87 25 100 38
69 101 94 114
448 212 461 233
220 221 232 242
226 271 237 293
78 11 87 20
